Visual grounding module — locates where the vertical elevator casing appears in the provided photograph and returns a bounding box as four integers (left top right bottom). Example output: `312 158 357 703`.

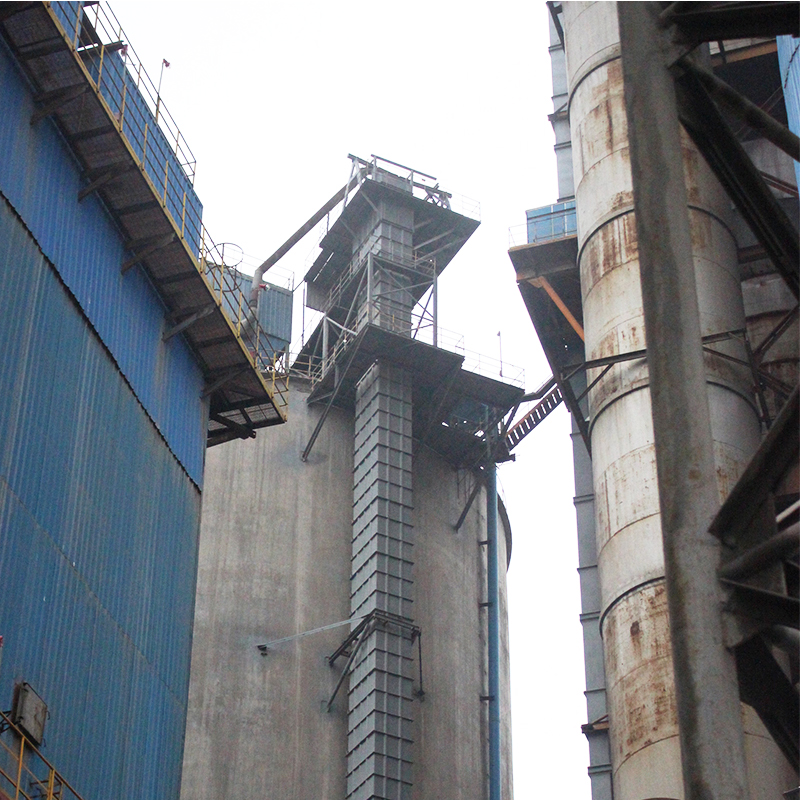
563 3 795 798
348 185 417 799
349 362 416 798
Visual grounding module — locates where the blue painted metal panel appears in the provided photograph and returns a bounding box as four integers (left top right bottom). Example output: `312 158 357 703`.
0 37 207 485
258 281 294 352
49 1 82 40
222 272 293 357
778 35 800 188
0 195 200 799
228 269 293 360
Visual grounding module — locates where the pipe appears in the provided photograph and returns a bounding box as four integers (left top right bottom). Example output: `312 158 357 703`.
486 460 501 800
718 522 799 581
249 177 358 305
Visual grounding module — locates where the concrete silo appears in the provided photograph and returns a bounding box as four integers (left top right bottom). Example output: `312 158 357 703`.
181 156 518 800
511 3 798 799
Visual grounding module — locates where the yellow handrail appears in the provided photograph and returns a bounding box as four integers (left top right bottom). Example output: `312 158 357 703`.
0 710 87 800
43 2 290 416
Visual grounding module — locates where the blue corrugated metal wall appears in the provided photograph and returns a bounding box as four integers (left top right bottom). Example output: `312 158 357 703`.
778 35 800 189
0 195 201 799
220 271 293 358
0 37 207 485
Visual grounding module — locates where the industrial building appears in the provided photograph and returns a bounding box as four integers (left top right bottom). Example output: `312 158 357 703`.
510 3 799 799
0 2 286 797
2 1 797 799
180 155 519 800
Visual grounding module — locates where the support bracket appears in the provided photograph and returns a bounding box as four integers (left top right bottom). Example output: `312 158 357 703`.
326 610 423 712
163 304 215 342
121 233 176 274
30 84 87 125
209 413 255 441
78 161 135 202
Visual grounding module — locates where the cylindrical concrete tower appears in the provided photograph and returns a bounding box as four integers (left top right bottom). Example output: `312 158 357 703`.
180 159 517 800
562 3 796 798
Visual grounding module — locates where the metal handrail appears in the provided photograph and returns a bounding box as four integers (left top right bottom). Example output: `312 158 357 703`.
288 320 523 389
45 2 288 416
0 710 86 800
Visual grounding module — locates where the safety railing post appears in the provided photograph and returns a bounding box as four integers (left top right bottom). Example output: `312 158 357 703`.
119 79 127 133
96 42 105 91
181 191 186 237
14 737 23 800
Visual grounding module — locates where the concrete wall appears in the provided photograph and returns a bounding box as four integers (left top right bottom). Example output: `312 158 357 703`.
181 380 513 799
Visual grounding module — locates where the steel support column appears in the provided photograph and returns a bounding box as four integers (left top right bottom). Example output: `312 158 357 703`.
486 457 501 800
617 5 749 799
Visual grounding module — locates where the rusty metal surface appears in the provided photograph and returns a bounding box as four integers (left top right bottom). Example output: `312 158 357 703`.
562 2 792 798
602 583 682 800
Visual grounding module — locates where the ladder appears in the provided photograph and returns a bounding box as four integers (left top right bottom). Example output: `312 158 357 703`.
505 385 563 450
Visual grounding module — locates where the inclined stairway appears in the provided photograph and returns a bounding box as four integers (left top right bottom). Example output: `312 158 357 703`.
505 383 563 450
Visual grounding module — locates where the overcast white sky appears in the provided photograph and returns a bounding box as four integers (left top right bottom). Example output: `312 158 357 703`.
110 2 590 796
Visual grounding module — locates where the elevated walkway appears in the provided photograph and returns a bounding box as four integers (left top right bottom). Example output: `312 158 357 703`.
0 2 287 445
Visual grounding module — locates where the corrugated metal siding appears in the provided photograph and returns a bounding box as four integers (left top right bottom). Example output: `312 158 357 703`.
777 35 800 188
221 270 293 357
258 280 293 352
0 38 207 484
0 194 201 799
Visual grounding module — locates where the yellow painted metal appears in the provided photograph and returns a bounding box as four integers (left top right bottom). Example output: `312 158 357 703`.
527 276 585 341
41 0 289 421
0 711 87 800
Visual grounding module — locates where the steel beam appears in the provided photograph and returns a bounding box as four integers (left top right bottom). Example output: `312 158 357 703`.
664 2 800 40
735 634 799 770
163 304 215 342
30 84 87 125
618 5 750 799
120 233 175 274
710 389 799 547
676 57 799 161
675 66 800 298
209 413 255 440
